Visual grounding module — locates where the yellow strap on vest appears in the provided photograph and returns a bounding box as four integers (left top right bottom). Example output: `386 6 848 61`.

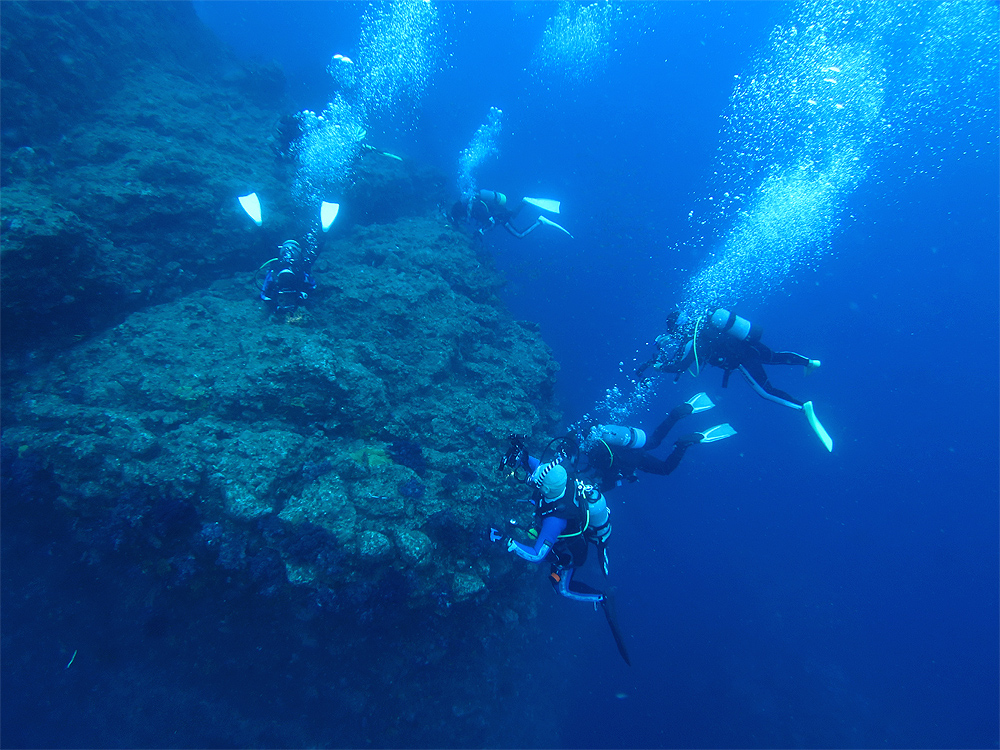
558 508 589 538
598 439 614 468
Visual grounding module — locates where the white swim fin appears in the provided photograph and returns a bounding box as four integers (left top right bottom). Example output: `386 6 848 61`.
803 401 833 452
320 201 340 232
523 197 560 214
685 392 715 414
537 215 573 238
238 192 263 226
697 423 736 443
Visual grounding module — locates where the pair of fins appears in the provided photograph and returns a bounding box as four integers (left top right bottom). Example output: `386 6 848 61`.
686 390 832 452
684 392 737 443
524 197 574 238
239 192 341 233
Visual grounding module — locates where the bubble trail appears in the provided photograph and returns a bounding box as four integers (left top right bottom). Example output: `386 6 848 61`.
531 2 652 89
457 107 503 201
597 0 998 422
356 0 443 122
292 1 448 207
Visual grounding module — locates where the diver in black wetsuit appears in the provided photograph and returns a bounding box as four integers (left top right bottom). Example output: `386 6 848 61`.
585 393 735 494
449 190 573 239
642 308 833 451
258 239 318 314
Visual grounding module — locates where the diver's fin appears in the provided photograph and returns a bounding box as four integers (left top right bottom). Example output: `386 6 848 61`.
238 192 263 226
805 359 821 376
697 423 736 443
685 392 715 414
523 196 560 214
320 201 340 232
601 591 631 666
803 401 833 452
537 215 574 238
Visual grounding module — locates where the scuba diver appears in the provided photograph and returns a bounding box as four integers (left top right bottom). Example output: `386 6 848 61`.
449 190 574 239
640 307 833 451
491 454 630 665
238 192 340 315
497 394 734 496
586 392 735 493
258 239 317 314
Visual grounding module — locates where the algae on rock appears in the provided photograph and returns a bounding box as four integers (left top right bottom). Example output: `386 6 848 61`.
5 214 560 617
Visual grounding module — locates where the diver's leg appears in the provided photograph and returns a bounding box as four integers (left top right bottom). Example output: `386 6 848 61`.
767 350 811 366
636 447 688 477
551 568 604 603
753 340 812 367
504 218 542 238
644 403 694 450
737 363 803 409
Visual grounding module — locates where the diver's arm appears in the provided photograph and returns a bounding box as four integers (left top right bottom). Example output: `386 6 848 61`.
657 339 695 374
508 516 566 563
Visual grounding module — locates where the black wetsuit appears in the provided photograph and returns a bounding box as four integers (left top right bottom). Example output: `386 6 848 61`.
468 190 554 239
660 312 810 409
586 404 701 493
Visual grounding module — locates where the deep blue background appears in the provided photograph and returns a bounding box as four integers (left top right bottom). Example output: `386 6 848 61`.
196 3 999 747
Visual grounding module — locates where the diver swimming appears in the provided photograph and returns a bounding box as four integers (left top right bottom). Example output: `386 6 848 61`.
641 308 833 451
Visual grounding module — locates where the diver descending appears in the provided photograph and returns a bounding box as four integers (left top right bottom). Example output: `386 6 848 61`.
238 192 341 315
258 239 318 315
641 308 833 451
450 190 574 239
586 392 735 493
491 457 630 665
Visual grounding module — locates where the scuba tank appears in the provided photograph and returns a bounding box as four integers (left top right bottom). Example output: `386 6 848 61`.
579 481 610 545
709 308 763 343
594 425 646 450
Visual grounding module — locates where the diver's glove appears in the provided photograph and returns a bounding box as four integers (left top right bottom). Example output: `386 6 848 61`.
489 527 506 543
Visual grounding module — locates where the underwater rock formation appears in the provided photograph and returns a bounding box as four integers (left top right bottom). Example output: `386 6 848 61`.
1 4 562 746
3 213 561 744
0 1 447 367
5 214 559 612
1 1 295 360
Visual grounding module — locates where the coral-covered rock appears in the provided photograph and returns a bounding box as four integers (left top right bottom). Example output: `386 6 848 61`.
358 530 393 561
395 528 433 568
0 5 564 744
452 571 487 602
4 214 559 613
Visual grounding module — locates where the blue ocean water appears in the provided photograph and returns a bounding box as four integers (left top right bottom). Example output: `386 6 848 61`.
205 1 996 746
4 1 996 747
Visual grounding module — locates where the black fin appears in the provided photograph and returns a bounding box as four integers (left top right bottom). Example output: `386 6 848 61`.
601 592 631 666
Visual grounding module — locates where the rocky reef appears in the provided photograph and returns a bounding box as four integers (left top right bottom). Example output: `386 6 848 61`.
4 215 561 746
0 1 447 364
5 215 560 613
2 3 562 747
